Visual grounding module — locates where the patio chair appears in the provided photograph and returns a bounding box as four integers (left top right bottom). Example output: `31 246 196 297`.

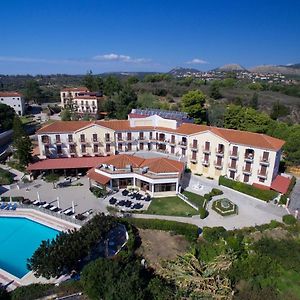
4 203 12 210
0 203 7 209
10 203 17 210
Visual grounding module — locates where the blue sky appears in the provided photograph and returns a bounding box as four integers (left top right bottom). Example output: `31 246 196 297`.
0 0 299 74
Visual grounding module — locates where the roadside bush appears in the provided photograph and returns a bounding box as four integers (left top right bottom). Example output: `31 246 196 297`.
44 173 60 183
210 188 223 196
123 218 199 241
282 214 297 225
90 186 107 198
11 284 54 300
1 196 24 202
204 193 212 201
202 226 227 243
219 176 277 201
199 207 208 219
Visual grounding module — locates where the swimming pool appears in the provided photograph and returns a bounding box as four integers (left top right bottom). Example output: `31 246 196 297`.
0 217 59 278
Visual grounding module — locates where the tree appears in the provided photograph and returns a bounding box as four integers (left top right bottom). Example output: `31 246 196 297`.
0 103 16 131
115 85 137 119
207 102 226 127
12 115 33 166
209 84 222 99
60 108 72 121
103 76 122 96
83 71 103 92
103 99 117 118
127 76 139 85
270 100 289 120
181 90 206 124
24 80 43 104
250 92 259 110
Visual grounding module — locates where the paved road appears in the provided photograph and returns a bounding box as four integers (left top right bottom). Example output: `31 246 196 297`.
288 177 300 217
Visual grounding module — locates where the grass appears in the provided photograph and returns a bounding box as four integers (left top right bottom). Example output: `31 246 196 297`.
145 196 198 217
20 115 34 125
277 269 300 298
182 191 206 208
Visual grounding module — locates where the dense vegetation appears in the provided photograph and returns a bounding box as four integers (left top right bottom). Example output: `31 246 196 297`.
0 103 16 132
0 168 14 185
219 175 278 201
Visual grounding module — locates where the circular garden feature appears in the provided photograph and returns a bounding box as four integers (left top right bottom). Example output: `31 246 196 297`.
212 198 238 216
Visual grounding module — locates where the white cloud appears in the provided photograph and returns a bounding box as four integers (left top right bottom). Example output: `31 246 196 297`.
186 58 208 64
93 53 150 63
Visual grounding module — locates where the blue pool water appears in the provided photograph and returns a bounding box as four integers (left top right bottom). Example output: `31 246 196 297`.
0 217 59 278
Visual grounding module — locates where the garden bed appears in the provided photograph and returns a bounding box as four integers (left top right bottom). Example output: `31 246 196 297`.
212 198 238 216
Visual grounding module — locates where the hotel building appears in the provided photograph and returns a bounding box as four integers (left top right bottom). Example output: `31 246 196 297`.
0 92 25 116
36 113 285 191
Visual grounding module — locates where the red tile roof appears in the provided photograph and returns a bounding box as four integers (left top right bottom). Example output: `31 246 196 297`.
0 92 22 97
37 119 285 151
271 175 291 194
103 155 145 169
140 157 184 173
27 156 109 171
87 168 110 185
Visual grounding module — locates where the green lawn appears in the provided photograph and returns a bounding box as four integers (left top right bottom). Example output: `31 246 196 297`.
277 269 300 298
182 191 206 208
145 196 198 217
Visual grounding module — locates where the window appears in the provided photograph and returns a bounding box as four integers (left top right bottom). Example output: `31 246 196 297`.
106 144 110 152
171 146 175 154
68 134 73 143
57 145 62 154
205 141 210 151
139 143 144 150
128 143 132 151
243 174 250 183
80 134 85 142
117 132 122 140
182 148 186 156
154 183 176 192
93 134 97 142
105 133 110 142
81 144 86 153
55 135 61 143
93 144 98 153
230 171 235 179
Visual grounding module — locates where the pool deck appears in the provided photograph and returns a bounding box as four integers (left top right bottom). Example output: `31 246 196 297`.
0 210 80 290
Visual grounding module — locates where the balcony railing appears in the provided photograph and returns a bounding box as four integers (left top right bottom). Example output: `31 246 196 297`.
257 170 268 179
42 138 51 144
244 154 254 162
228 163 237 171
190 143 198 151
189 156 198 163
260 157 270 166
229 150 239 159
215 148 224 157
242 167 252 175
202 146 211 154
178 141 188 148
214 161 223 170
202 160 210 167
169 140 176 145
105 138 113 143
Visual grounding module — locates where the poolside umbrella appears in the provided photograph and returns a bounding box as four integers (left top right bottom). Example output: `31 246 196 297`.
72 201 75 214
10 196 12 203
57 197 60 208
37 192 40 202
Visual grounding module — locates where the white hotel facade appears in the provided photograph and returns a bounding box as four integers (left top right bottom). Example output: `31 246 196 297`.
36 114 285 189
0 92 25 115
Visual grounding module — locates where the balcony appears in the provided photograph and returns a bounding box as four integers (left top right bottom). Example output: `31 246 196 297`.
260 157 270 166
215 148 224 157
69 148 76 155
202 159 210 167
178 141 188 148
229 150 239 159
242 167 252 175
228 163 237 172
169 140 176 146
42 138 51 145
190 156 198 163
158 139 168 144
244 154 254 163
257 170 268 179
55 139 62 144
79 138 86 144
214 161 223 170
202 146 211 154
138 136 147 141
105 138 113 143
190 143 198 151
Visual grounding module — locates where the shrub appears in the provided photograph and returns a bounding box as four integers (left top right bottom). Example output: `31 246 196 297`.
279 194 288 205
199 207 208 219
202 226 227 242
123 218 199 241
44 173 60 182
210 188 223 196
0 168 14 185
90 186 107 198
219 176 277 201
204 193 212 201
282 214 297 225
11 284 54 300
1 196 24 202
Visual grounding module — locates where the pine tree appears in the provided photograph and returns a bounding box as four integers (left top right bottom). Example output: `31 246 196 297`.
12 115 33 166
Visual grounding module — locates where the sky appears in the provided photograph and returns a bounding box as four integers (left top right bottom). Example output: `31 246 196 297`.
0 0 299 74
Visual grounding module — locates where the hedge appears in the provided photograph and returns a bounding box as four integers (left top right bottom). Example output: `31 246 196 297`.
219 176 277 202
282 214 297 225
199 207 208 219
123 218 199 241
202 226 227 243
0 196 24 202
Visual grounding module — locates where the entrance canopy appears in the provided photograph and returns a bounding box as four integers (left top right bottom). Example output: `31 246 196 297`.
27 157 109 171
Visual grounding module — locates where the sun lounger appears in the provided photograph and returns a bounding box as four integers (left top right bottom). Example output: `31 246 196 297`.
42 203 51 209
0 203 7 209
50 206 58 211
4 204 12 210
63 209 73 216
32 200 40 205
10 203 17 210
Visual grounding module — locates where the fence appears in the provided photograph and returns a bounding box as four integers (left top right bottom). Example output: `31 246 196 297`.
177 192 198 210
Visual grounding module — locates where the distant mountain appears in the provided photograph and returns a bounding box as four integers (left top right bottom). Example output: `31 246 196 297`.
249 64 300 75
168 67 201 76
214 64 248 72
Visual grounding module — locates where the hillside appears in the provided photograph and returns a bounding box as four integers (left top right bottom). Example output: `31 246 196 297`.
250 64 300 75
168 67 201 76
214 64 248 72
